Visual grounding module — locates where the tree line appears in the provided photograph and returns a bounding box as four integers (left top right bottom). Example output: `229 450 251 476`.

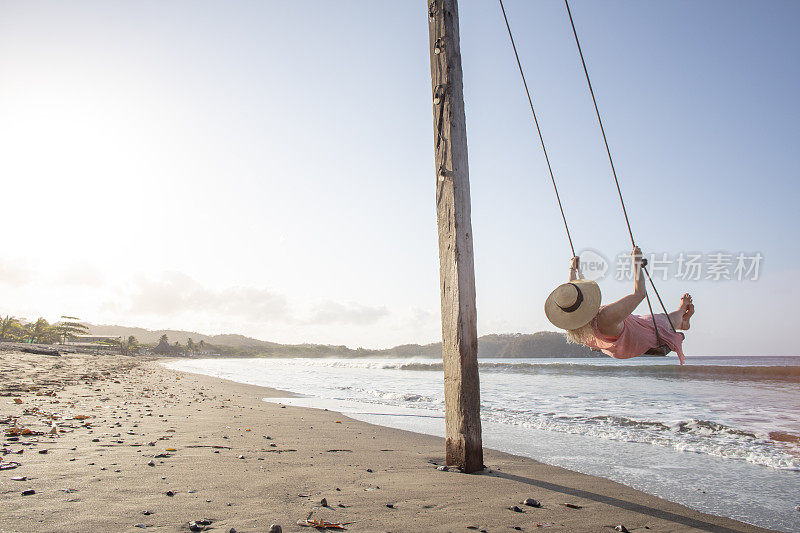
154 333 209 354
0 315 145 355
0 315 90 344
0 316 214 357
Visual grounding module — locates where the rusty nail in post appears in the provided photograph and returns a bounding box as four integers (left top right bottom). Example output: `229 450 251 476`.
433 84 447 105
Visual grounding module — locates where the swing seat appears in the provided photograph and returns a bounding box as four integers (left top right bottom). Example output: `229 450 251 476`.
644 344 672 357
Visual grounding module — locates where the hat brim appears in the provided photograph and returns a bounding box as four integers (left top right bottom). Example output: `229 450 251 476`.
544 280 601 330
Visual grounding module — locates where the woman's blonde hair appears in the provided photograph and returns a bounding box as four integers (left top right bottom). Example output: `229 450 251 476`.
565 321 595 345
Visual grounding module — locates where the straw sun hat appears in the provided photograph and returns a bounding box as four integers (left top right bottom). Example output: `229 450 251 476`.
544 279 602 330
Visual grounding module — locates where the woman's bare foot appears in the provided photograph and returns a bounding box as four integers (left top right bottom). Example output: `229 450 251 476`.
679 293 694 330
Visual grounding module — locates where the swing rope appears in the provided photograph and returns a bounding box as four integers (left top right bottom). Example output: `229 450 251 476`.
498 0 678 343
498 0 575 258
563 0 632 247
563 0 677 336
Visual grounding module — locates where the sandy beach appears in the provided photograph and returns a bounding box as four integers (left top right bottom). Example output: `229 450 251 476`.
0 349 776 532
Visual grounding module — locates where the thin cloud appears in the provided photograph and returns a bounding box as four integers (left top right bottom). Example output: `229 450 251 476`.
110 272 387 327
54 263 106 288
409 306 436 326
0 258 32 285
122 272 289 321
301 301 389 326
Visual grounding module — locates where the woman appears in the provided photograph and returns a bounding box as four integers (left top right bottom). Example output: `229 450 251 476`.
545 246 693 364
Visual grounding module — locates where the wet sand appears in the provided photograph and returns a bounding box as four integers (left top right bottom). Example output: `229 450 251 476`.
0 349 776 532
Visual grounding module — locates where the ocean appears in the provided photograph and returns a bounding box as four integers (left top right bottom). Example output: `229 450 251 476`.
166 355 800 532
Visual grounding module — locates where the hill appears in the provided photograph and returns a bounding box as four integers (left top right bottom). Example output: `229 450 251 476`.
85 324 600 358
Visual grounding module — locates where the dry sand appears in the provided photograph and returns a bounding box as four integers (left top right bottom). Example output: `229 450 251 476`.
0 349 776 532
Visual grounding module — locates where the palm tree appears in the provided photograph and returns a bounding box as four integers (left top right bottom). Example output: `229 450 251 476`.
0 316 22 340
52 316 89 344
23 318 55 344
120 335 139 355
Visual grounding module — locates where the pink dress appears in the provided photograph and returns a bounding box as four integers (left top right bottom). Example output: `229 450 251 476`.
584 308 686 365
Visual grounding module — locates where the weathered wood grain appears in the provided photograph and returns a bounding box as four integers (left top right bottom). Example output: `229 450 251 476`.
427 0 483 474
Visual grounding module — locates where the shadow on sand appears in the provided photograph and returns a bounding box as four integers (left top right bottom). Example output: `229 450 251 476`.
488 470 760 533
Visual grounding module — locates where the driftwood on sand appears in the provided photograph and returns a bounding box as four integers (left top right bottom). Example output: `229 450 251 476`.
20 347 61 356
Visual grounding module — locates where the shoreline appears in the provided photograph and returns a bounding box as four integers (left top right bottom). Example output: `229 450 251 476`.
1 350 777 532
165 357 799 531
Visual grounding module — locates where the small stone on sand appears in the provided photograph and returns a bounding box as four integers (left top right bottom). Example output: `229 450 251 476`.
21 489 36 496
268 525 282 533
188 518 213 531
615 526 629 532
523 498 541 507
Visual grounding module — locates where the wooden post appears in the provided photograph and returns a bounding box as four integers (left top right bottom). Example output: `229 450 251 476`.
427 0 483 474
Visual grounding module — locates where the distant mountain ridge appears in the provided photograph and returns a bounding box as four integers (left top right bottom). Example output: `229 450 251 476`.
381 332 599 358
86 323 600 358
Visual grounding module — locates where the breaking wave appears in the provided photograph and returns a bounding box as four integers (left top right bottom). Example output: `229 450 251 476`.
167 356 800 472
482 410 800 471
390 361 799 382
282 357 799 382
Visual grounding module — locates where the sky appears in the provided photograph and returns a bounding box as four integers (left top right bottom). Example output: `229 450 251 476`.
1 1 798 356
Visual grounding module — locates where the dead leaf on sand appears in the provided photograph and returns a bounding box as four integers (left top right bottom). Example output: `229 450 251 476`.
5 427 40 436
297 518 350 529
